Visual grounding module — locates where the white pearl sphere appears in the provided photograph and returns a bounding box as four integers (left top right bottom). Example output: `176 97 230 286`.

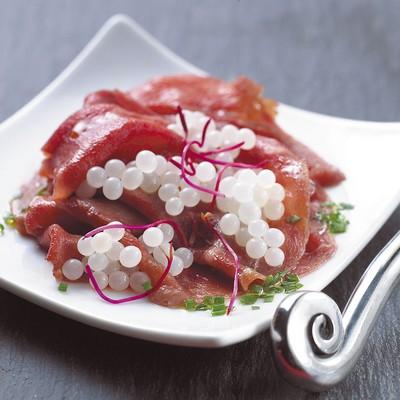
257 170 276 188
174 248 193 268
232 182 253 203
235 227 251 247
122 167 144 190
130 271 151 293
180 188 200 207
119 246 142 268
103 177 123 200
169 256 184 276
214 152 234 164
267 183 285 201
86 166 106 188
248 219 268 238
221 124 238 141
104 260 121 274
263 201 285 221
158 223 174 243
165 197 184 216
143 227 164 247
77 237 94 256
139 235 155 254
199 189 213 203
158 183 179 202
219 176 236 197
108 270 129 291
195 161 216 183
263 228 285 247
246 238 267 259
253 186 269 207
155 155 168 176
153 246 169 267
205 130 223 148
62 258 84 280
236 169 257 185
238 202 262 225
91 271 108 290
88 253 109 271
91 232 113 254
106 241 124 261
238 128 256 150
264 247 285 267
106 221 125 242
140 173 160 194
76 181 96 199
105 159 126 178
160 171 180 186
136 150 157 173
219 213 240 236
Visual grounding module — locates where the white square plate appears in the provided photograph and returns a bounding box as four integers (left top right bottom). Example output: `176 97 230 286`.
0 15 399 348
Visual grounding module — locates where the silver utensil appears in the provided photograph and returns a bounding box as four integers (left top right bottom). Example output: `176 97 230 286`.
271 230 400 391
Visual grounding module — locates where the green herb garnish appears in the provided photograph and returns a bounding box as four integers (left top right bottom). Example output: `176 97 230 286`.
142 281 152 291
316 202 354 234
239 271 303 307
58 282 68 292
184 296 227 316
3 213 16 228
0 223 4 235
286 214 302 224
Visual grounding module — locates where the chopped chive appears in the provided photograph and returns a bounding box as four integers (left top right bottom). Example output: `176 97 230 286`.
142 281 152 291
251 306 260 310
58 282 68 292
211 308 226 317
239 293 258 305
249 284 264 295
213 296 225 305
3 213 16 228
0 223 4 235
195 303 209 311
211 303 226 312
316 201 353 234
286 214 302 224
339 202 354 210
263 294 275 303
184 298 197 311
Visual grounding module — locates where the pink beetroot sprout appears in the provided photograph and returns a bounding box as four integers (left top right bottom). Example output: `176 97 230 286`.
85 243 173 304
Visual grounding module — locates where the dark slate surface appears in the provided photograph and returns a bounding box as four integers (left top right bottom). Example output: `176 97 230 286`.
0 1 399 399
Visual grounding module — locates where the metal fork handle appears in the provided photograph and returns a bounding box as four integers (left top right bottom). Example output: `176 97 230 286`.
270 230 400 392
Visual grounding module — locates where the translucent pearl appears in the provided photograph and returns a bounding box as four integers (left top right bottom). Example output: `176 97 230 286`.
106 241 124 261
140 173 160 193
253 186 269 207
248 219 268 238
219 213 240 236
246 238 267 259
105 159 126 178
216 196 231 213
165 197 184 216
160 171 180 186
257 170 276 188
153 246 169 267
238 202 262 225
219 176 236 197
205 129 223 149
143 227 164 247
106 221 125 242
86 166 106 188
235 227 251 247
91 271 108 290
119 246 142 268
195 162 216 183
88 253 109 271
221 124 238 142
174 248 193 268
169 256 184 276
108 270 129 291
122 167 143 190
76 181 96 199
167 156 182 174
263 201 285 221
91 232 113 254
136 150 157 173
158 223 174 243
62 258 84 280
232 182 253 203
214 152 234 164
238 128 256 150
155 155 168 176
263 228 285 247
236 169 257 185
104 260 121 274
158 183 179 202
264 247 285 267
267 183 285 202
77 237 94 256
179 188 200 207
103 177 123 200
199 190 213 203
130 271 151 293
139 235 155 254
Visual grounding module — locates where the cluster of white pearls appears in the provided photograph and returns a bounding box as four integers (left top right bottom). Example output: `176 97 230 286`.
62 222 194 293
217 168 286 267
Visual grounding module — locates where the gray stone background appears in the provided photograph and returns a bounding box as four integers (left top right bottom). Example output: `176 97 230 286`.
0 1 399 399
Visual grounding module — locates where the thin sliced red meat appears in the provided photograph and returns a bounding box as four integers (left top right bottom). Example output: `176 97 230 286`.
130 74 345 186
